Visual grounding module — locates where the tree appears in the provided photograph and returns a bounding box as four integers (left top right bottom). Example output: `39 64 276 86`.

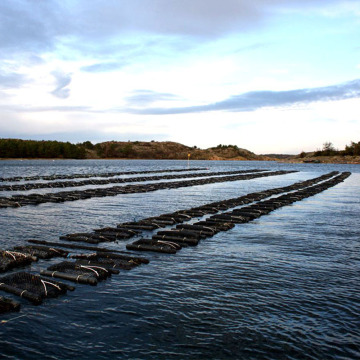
323 142 335 152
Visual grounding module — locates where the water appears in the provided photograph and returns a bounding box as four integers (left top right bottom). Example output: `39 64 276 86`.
0 160 359 359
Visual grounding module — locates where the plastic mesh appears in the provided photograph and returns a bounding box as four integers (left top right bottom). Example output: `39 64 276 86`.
14 246 69 259
47 261 111 280
0 250 35 273
0 272 68 298
72 253 141 270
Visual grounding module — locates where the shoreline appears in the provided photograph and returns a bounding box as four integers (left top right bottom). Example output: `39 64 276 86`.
1 157 359 164
0 157 261 161
279 155 360 165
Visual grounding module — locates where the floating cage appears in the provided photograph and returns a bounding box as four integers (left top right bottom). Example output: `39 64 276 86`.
72 254 135 271
59 233 112 244
175 224 217 235
14 245 69 260
27 239 143 257
71 252 149 270
152 233 199 246
126 239 180 254
121 222 160 230
0 170 297 208
41 261 113 286
194 220 235 231
209 214 250 223
73 259 121 273
0 250 37 273
93 227 137 239
0 272 74 305
157 229 204 240
0 295 21 314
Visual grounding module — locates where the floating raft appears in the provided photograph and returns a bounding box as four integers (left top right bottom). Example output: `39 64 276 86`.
0 170 296 208
126 239 181 254
0 167 207 182
59 233 115 244
0 170 351 315
126 172 351 254
27 239 140 255
13 245 69 259
152 234 199 246
71 251 149 270
0 169 265 192
0 295 21 314
0 272 74 305
41 261 113 285
57 171 346 247
0 250 37 273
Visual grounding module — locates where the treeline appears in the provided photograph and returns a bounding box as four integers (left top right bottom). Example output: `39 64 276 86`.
310 141 360 157
94 142 134 158
0 139 89 159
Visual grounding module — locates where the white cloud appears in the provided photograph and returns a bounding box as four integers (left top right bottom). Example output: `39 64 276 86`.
50 71 72 99
0 0 359 154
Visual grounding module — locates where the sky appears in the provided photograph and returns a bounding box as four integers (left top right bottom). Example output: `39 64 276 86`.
0 0 359 154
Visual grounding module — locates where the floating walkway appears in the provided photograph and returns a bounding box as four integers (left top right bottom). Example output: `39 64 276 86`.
0 170 295 208
0 171 351 314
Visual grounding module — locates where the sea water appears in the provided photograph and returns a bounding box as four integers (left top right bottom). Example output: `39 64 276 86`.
0 160 359 359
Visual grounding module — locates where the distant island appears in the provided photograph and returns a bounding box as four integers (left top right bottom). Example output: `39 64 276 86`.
0 138 359 163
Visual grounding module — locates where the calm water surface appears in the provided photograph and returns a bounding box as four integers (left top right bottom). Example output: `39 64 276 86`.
0 160 359 359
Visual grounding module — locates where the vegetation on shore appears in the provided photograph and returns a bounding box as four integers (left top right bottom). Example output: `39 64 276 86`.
284 141 360 164
0 138 270 161
0 139 86 159
1 138 359 163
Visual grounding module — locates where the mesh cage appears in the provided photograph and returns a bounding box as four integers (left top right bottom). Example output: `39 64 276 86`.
14 246 69 260
72 253 141 270
74 251 148 265
0 250 36 273
0 272 72 304
126 239 179 254
47 261 112 281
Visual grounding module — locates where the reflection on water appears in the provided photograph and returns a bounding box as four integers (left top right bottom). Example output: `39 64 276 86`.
0 160 359 359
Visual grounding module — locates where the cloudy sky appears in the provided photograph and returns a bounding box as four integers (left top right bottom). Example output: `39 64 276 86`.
1 0 359 154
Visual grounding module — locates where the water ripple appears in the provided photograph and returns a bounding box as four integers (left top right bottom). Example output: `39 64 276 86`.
0 160 359 359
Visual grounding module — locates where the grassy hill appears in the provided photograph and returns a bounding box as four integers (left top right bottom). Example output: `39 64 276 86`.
89 141 270 161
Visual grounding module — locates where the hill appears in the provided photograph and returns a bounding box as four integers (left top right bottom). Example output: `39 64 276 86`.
280 141 360 164
0 138 270 160
90 141 270 161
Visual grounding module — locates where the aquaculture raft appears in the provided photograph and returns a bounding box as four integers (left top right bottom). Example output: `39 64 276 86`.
125 172 351 254
0 272 74 305
0 250 36 273
126 239 181 254
0 167 207 182
0 170 296 208
13 245 69 259
41 261 114 285
0 169 265 192
0 170 351 315
71 252 149 270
